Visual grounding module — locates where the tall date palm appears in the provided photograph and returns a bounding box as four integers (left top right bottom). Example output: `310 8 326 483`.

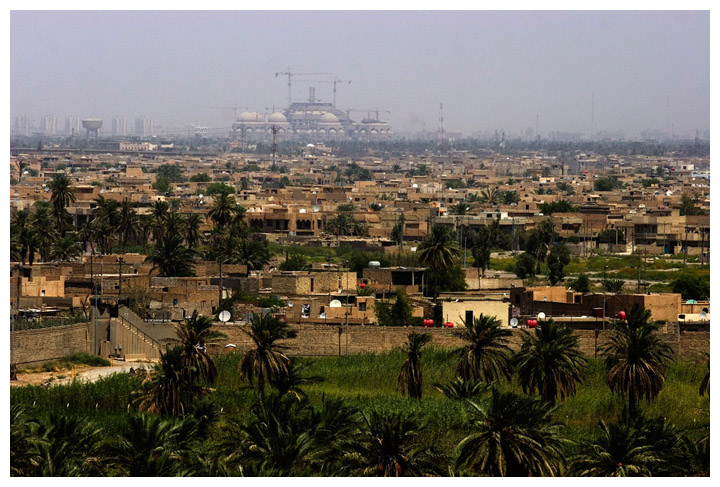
513 319 587 405
239 312 298 397
456 389 566 476
601 304 673 417
417 224 460 301
397 332 432 399
453 314 513 383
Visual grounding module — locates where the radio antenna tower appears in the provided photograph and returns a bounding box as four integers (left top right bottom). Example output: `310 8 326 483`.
590 91 595 141
437 102 445 142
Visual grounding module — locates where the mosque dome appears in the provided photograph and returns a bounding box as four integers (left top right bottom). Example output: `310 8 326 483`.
238 111 262 123
318 112 340 123
268 112 288 123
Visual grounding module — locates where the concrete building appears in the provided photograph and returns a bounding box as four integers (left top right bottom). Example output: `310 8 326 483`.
41 116 57 136
232 87 393 142
64 117 81 136
135 116 154 137
112 117 128 136
13 115 30 136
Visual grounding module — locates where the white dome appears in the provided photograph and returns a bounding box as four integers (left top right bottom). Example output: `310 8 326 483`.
318 112 340 123
238 111 262 123
268 112 288 123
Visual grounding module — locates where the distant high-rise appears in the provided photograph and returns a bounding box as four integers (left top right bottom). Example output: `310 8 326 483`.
135 117 153 137
13 115 30 136
41 116 57 136
65 117 81 136
112 117 128 136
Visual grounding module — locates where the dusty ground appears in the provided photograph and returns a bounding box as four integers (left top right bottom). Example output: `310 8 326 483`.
11 362 154 388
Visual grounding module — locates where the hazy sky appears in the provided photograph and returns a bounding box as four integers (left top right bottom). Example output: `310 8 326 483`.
10 10 710 137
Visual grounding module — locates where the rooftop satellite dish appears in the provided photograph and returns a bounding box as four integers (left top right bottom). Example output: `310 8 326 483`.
299 208 307 213
225 343 236 349
219 310 231 322
699 311 708 321
538 312 546 320
329 300 342 308
198 194 203 198
313 205 320 212
510 317 519 328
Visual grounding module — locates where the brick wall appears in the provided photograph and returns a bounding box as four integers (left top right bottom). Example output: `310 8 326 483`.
207 324 709 361
11 323 92 365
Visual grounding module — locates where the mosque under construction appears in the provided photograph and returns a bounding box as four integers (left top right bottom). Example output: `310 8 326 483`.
232 87 393 142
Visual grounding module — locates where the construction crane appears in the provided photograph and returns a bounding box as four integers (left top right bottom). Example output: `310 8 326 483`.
204 105 246 120
346 108 390 122
275 69 331 106
296 76 351 106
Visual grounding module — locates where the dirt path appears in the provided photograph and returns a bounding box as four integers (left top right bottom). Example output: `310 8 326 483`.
11 362 155 388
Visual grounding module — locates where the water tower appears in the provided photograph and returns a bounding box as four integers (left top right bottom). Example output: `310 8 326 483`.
82 118 103 138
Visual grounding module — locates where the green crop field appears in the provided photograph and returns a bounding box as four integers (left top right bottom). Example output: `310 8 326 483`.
10 346 709 476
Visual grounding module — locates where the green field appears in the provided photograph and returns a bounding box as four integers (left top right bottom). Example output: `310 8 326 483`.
11 347 709 476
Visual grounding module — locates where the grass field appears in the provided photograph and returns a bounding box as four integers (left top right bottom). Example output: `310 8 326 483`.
11 347 710 454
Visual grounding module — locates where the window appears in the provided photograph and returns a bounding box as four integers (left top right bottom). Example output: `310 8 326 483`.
359 302 366 311
310 278 314 292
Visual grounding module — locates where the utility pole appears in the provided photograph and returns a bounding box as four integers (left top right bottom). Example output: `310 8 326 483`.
11 265 22 380
603 265 608 331
117 257 124 308
345 260 349 356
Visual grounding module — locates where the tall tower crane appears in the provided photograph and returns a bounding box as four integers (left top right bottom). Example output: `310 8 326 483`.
274 69 331 106
296 77 351 106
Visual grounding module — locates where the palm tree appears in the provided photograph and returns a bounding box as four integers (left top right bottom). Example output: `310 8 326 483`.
513 319 587 405
208 193 237 229
173 310 219 386
239 312 298 397
397 332 432 399
448 201 470 215
269 359 324 401
570 419 659 477
110 414 198 476
699 352 709 396
184 213 204 248
351 410 446 476
11 209 38 265
150 200 170 244
456 389 566 476
48 173 76 232
164 210 185 239
147 233 197 277
501 189 520 205
32 413 107 476
32 201 58 262
117 198 138 253
92 219 116 255
434 376 489 400
453 314 513 383
135 345 207 416
92 195 120 229
417 225 461 301
479 186 500 205
601 304 673 417
10 406 42 476
50 234 81 262
233 237 271 270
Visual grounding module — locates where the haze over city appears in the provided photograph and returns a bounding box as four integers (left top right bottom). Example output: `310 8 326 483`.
10 10 710 138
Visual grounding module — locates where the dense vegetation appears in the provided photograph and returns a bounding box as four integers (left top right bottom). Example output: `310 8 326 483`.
11 312 709 477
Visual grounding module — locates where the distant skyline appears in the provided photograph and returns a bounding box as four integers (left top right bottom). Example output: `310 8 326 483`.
10 10 710 138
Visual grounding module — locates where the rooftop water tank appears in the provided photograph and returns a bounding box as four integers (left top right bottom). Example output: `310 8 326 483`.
368 261 381 268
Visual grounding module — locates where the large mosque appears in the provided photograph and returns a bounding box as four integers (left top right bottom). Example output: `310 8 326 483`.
232 88 393 142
